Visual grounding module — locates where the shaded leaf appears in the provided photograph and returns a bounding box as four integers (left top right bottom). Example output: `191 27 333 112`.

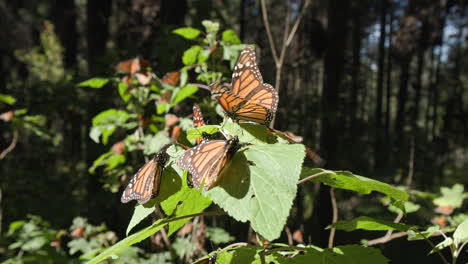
0 94 16 105
301 168 408 201
330 216 415 232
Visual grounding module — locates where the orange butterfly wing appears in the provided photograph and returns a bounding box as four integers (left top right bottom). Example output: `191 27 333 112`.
177 138 239 191
121 150 168 204
231 46 278 113
193 104 206 145
212 85 273 126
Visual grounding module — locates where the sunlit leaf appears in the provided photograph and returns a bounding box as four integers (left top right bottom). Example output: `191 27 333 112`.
222 29 241 44
172 85 198 106
78 78 109 88
0 94 16 105
330 216 415 232
183 46 202 65
429 237 453 255
207 143 305 240
186 125 219 142
172 27 201 39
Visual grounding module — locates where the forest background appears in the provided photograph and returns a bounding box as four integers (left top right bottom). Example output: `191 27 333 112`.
0 0 467 263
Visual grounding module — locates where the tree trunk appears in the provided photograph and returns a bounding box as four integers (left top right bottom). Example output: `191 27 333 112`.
350 4 361 134
395 58 411 142
385 5 393 140
311 0 349 248
374 0 387 170
87 0 112 74
52 0 77 69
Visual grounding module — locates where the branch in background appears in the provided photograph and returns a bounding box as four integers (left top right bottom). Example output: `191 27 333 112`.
366 231 408 246
285 226 293 245
328 187 338 248
0 129 18 160
260 0 311 91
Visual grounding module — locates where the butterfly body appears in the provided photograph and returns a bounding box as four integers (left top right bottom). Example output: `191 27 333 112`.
121 150 169 204
210 46 278 127
177 137 240 191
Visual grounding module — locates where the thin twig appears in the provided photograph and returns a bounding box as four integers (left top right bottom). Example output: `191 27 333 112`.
297 171 330 184
220 242 249 252
260 0 279 64
328 188 338 248
285 226 293 245
456 241 468 257
0 129 18 160
190 83 211 91
416 230 450 264
286 0 311 45
366 231 408 246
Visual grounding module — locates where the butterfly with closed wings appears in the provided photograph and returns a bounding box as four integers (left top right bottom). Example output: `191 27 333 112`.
210 46 279 127
192 104 218 145
177 137 240 191
121 149 169 204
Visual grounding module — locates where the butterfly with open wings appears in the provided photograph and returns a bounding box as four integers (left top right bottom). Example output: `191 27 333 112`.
210 46 279 127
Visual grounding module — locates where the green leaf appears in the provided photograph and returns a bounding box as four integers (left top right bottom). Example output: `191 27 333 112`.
126 167 183 235
222 120 277 145
161 172 212 236
453 218 468 245
78 78 109 88
90 109 130 144
222 29 241 44
301 168 409 201
183 46 202 65
206 227 235 244
407 225 441 241
186 125 219 142
156 103 170 115
330 216 415 232
172 85 198 106
86 218 169 264
429 237 453 255
143 132 172 155
289 245 389 264
206 143 305 240
434 184 464 208
172 27 201 39
118 82 131 102
0 94 16 105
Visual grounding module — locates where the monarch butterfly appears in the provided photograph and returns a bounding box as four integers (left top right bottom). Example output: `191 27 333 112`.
210 45 279 127
177 137 240 191
193 104 217 144
121 149 169 204
116 57 152 85
161 71 180 86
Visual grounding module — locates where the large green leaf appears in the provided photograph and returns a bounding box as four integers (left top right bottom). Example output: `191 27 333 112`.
172 27 201 39
207 143 306 240
301 168 408 201
78 77 109 88
330 216 415 232
453 218 468 245
433 184 465 208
